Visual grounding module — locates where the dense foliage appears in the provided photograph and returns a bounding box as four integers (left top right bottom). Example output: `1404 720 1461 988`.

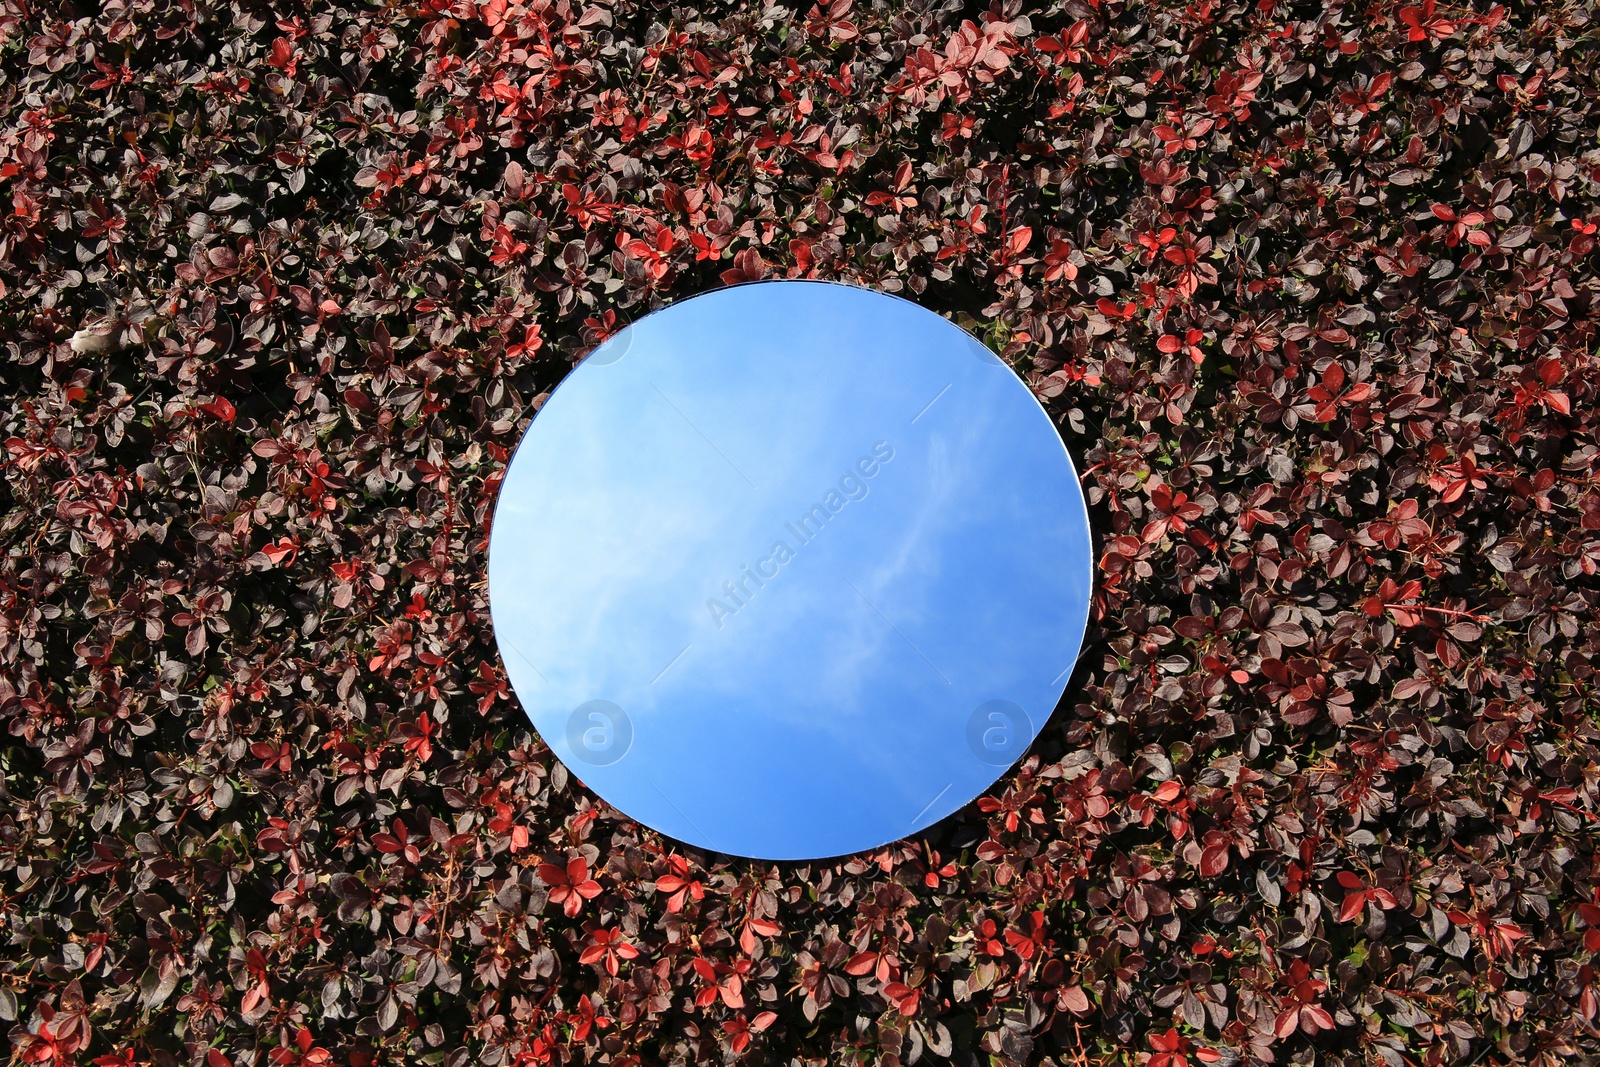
4 0 1600 1065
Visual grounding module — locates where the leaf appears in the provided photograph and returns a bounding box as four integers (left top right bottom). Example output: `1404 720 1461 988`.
1393 677 1431 699
139 966 179 1009
843 952 877 975
333 777 360 806
1255 867 1282 906
200 396 236 422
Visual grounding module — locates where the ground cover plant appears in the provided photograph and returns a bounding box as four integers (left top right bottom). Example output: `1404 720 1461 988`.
4 0 1600 1064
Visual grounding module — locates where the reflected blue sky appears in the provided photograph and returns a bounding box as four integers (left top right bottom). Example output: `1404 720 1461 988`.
487 281 1092 860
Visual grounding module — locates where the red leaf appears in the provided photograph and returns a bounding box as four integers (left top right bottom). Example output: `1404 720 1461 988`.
200 396 236 422
1303 1005 1335 1031
241 983 264 1014
843 951 877 975
260 538 297 565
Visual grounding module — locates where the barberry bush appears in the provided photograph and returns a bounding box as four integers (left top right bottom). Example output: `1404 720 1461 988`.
3 0 1600 1065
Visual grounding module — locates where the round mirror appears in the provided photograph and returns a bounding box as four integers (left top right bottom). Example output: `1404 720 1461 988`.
489 281 1092 860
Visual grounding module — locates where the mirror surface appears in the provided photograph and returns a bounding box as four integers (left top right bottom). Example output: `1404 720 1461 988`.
489 280 1092 859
